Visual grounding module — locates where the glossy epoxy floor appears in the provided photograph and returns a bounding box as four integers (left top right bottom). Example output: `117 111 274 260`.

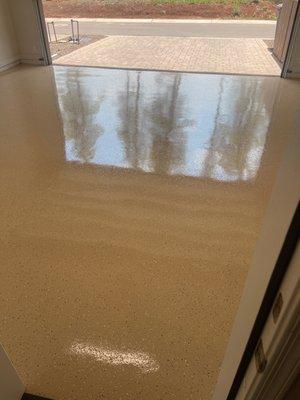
0 66 299 400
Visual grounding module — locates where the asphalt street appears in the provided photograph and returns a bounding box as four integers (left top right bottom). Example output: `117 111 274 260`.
47 19 276 39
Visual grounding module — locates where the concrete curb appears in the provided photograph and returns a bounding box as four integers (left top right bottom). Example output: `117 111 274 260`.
45 17 277 25
86 35 272 40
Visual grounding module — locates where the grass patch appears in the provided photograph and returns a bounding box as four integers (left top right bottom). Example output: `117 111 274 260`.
152 0 258 17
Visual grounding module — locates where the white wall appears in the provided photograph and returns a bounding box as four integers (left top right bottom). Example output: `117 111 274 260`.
0 0 20 70
9 0 44 64
0 0 45 71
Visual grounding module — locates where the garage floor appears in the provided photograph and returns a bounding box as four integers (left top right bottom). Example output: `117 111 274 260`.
0 65 299 400
54 36 281 76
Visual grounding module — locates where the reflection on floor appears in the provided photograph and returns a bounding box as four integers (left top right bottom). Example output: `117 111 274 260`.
0 65 299 400
56 67 271 181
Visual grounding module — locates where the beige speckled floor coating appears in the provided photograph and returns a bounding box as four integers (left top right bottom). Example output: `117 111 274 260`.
55 36 281 76
0 65 299 400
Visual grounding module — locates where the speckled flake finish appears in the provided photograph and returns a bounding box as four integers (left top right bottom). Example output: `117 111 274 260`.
0 65 299 400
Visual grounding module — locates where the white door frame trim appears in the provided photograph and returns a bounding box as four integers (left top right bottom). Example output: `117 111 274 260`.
236 243 300 400
33 0 52 65
281 1 300 78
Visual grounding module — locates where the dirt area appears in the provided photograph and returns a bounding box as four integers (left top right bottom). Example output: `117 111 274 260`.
43 0 277 20
50 35 105 59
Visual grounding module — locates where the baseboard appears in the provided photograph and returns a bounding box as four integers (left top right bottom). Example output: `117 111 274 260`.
20 53 45 65
20 58 44 65
286 72 300 79
22 394 54 400
0 59 21 73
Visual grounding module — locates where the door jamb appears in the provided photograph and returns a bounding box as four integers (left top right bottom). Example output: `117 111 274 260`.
226 203 300 399
281 1 300 78
33 0 52 65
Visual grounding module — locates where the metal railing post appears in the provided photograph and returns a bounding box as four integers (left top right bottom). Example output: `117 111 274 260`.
70 19 80 44
46 21 57 43
52 21 58 42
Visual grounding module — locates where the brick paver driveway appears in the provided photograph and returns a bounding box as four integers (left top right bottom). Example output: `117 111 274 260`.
55 35 281 76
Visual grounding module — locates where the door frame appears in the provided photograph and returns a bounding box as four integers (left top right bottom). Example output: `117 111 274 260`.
281 0 300 77
226 204 299 399
235 241 300 400
34 0 52 66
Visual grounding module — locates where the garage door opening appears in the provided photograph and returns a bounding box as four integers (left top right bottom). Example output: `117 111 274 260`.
37 0 299 77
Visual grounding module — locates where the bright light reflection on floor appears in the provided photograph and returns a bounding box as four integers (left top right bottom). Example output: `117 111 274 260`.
70 342 159 373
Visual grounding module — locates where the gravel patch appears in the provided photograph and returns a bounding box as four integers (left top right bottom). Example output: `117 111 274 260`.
50 35 106 60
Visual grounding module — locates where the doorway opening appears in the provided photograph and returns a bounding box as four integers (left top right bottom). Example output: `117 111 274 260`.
37 0 298 77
